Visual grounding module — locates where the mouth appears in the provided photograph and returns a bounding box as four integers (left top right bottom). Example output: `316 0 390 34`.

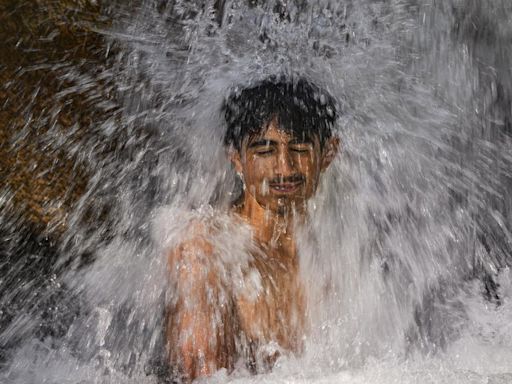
268 181 304 194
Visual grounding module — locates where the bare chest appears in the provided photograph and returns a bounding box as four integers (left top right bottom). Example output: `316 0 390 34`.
235 250 306 354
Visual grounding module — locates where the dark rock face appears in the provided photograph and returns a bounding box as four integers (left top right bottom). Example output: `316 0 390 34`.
0 0 120 359
0 1 174 368
0 218 82 367
0 0 116 234
452 1 512 279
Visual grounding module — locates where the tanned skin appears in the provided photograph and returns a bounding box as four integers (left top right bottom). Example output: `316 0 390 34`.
167 117 339 381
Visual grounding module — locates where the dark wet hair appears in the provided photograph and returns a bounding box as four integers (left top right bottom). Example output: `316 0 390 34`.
222 77 337 151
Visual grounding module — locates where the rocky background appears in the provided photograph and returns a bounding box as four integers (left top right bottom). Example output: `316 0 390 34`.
0 0 122 362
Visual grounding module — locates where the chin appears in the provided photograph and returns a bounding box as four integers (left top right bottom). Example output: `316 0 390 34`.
267 198 307 216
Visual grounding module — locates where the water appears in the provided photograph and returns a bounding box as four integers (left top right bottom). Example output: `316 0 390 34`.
1 0 511 383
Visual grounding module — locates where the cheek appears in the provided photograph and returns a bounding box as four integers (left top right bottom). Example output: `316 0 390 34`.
295 155 316 175
242 159 271 186
296 157 311 174
297 156 321 191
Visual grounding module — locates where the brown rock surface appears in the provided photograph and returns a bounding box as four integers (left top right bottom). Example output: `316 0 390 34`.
0 0 118 236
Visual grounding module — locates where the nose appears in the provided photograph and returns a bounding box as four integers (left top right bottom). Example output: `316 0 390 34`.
274 147 294 177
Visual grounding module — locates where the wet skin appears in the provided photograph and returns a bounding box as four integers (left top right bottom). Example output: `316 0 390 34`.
167 118 338 381
232 118 325 216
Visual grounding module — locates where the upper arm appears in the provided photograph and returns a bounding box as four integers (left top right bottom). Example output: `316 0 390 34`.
166 235 237 381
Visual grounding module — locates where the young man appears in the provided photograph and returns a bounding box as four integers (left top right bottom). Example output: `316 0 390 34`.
166 77 339 381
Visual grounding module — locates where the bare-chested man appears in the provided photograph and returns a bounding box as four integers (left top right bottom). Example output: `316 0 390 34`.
165 77 339 381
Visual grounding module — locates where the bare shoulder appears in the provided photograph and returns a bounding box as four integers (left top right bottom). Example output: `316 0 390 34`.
167 219 214 268
152 205 218 264
153 205 253 284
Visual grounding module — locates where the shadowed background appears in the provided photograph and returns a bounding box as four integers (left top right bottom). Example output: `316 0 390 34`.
0 0 123 362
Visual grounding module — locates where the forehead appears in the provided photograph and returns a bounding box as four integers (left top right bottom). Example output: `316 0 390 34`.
245 119 316 146
253 122 291 141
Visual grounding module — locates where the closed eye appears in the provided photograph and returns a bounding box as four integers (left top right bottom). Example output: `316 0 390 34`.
249 139 276 156
290 145 311 153
254 147 274 155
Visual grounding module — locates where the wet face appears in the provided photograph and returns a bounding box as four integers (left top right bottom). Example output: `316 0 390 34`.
231 118 338 215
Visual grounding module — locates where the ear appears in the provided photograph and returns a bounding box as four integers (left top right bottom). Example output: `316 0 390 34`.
321 136 340 172
228 146 243 174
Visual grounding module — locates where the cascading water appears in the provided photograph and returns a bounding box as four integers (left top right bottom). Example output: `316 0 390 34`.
1 0 511 383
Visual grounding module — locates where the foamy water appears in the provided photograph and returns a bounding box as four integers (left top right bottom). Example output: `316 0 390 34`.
6 270 512 384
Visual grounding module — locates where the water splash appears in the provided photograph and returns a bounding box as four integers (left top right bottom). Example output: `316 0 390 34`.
1 0 511 383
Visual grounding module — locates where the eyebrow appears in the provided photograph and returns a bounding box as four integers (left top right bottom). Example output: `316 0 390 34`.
248 137 314 148
288 137 313 145
248 139 277 148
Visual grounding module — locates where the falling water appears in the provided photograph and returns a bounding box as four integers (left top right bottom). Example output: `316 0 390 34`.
1 0 511 383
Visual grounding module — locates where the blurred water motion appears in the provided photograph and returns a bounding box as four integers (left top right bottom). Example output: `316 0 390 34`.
0 0 511 383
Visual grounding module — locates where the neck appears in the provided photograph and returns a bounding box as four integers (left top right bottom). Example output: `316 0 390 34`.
234 193 304 254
